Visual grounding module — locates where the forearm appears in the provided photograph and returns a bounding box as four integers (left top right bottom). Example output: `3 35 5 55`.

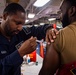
21 24 52 40
39 44 59 75
39 67 54 75
39 61 54 75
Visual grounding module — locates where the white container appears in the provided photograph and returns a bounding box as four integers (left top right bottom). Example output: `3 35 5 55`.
26 55 30 64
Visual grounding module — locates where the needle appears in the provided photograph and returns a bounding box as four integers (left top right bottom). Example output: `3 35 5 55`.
36 40 47 44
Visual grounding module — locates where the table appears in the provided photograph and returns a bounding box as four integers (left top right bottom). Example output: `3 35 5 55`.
21 54 43 75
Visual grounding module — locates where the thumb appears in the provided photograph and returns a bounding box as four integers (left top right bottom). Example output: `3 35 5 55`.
29 36 34 40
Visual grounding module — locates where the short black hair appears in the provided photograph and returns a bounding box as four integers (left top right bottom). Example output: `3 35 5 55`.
64 0 76 6
3 3 25 15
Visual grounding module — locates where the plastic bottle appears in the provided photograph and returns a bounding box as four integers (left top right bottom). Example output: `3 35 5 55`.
26 54 30 64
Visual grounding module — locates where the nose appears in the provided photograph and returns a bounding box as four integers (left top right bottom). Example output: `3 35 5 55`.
17 25 23 31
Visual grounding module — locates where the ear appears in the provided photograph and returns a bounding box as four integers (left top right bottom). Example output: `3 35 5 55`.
2 13 8 20
68 6 76 17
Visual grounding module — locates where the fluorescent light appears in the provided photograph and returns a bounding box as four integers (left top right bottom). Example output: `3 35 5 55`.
33 0 50 7
34 24 38 26
28 13 35 18
40 23 45 25
25 19 29 23
48 18 56 21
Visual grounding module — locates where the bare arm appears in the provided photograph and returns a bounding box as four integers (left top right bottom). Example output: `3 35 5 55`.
39 44 60 75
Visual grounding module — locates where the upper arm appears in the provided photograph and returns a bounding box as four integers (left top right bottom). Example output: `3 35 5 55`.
39 44 60 75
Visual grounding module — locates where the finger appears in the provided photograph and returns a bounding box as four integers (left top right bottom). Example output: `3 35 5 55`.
51 29 56 39
29 37 37 42
33 37 37 41
30 41 37 51
48 29 55 42
30 40 37 47
48 33 54 43
54 29 59 34
32 43 37 50
30 36 33 39
46 29 55 43
46 33 51 44
30 37 37 47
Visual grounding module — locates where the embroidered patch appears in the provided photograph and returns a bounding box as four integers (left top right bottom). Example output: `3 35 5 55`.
23 27 31 35
1 51 7 54
15 41 24 50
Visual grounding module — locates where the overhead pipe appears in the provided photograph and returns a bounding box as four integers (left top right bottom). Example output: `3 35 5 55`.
25 0 36 11
6 0 19 3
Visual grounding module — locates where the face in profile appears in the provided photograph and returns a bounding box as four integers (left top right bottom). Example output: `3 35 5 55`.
60 1 71 27
4 11 25 37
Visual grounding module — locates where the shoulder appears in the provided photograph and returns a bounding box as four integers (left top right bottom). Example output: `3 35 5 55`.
60 23 76 36
53 24 76 52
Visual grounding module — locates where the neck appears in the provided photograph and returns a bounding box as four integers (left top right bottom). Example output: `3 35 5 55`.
0 25 11 40
69 16 76 25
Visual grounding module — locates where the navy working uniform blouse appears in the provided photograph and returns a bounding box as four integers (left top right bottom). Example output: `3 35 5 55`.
0 24 50 75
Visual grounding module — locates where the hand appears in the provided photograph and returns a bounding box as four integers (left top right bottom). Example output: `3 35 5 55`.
18 36 37 57
46 28 59 44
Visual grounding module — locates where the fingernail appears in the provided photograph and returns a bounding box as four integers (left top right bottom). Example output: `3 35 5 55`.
47 42 50 45
30 36 33 39
56 32 59 34
53 36 56 38
51 40 54 42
